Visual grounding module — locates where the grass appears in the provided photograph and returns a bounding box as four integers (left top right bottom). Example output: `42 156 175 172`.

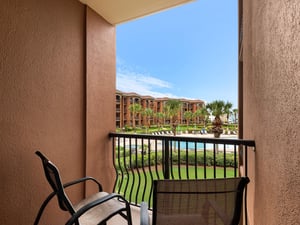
116 123 238 134
115 166 237 207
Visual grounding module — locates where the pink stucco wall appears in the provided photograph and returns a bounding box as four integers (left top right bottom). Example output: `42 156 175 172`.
242 0 300 224
85 7 116 194
0 0 116 224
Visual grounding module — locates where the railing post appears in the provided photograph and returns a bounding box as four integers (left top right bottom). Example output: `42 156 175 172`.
163 140 170 179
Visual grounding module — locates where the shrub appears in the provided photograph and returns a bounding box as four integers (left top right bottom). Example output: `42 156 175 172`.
115 148 238 170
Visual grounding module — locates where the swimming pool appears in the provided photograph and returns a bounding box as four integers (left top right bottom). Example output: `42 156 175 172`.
170 141 235 152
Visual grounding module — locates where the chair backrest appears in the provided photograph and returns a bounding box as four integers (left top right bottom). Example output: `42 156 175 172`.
153 177 249 225
36 151 75 214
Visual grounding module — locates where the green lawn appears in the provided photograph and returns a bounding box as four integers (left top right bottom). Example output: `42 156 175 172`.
115 166 237 207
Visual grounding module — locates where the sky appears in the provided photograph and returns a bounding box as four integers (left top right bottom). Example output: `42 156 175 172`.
116 0 238 108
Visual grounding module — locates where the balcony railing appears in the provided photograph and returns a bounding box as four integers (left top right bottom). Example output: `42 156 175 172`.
109 132 255 209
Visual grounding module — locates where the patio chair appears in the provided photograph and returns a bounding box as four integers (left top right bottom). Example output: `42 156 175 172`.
34 151 132 225
141 177 249 225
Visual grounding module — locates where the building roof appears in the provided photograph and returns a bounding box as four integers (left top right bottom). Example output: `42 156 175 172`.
117 91 204 103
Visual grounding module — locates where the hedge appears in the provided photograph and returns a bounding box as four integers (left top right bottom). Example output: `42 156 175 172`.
115 151 238 170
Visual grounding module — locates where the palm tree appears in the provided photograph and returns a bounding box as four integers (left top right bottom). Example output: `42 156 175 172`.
224 101 233 123
155 112 165 130
198 107 209 127
128 103 142 131
232 108 238 124
142 108 153 133
206 100 233 138
192 109 201 126
164 99 182 136
183 111 193 127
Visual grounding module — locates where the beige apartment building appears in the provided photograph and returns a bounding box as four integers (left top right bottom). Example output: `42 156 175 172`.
116 90 205 128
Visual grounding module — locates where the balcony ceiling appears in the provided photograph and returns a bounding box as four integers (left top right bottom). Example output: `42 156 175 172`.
79 0 195 25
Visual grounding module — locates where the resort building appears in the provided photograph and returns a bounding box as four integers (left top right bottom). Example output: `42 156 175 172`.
116 90 205 128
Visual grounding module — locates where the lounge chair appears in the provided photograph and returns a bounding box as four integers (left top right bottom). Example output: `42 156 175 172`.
34 151 132 225
141 177 249 225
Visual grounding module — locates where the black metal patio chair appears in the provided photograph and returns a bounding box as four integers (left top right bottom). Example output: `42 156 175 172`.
141 177 249 225
34 151 132 225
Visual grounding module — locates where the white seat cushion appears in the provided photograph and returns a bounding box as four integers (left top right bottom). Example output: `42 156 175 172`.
74 192 127 225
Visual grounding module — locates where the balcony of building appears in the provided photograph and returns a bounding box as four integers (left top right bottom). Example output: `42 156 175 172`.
1 0 299 225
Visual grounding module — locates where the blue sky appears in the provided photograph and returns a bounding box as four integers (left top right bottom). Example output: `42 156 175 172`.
116 0 238 108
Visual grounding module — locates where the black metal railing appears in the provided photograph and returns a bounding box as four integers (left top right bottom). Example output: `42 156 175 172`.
109 132 255 208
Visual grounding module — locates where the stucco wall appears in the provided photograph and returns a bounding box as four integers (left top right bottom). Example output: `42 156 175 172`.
85 7 116 194
0 0 116 224
242 0 300 224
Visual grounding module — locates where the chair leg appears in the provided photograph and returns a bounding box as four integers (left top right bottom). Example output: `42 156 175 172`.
127 207 133 225
118 208 133 225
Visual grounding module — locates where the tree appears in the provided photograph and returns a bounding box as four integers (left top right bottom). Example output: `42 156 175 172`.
164 99 182 136
224 101 233 123
206 100 233 138
184 111 193 127
155 112 165 130
142 108 153 133
128 103 142 131
198 107 209 127
232 108 238 124
193 109 201 126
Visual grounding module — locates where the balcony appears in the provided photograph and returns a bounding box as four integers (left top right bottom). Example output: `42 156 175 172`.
109 132 255 219
1 0 298 224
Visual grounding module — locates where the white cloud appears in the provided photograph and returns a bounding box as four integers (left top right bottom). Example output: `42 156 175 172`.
116 59 198 100
116 63 178 98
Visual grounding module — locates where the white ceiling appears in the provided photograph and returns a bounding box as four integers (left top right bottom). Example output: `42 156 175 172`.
79 0 195 25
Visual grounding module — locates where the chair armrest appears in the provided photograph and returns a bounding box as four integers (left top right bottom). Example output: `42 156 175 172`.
140 202 150 225
65 193 130 225
63 176 103 192
34 177 103 225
